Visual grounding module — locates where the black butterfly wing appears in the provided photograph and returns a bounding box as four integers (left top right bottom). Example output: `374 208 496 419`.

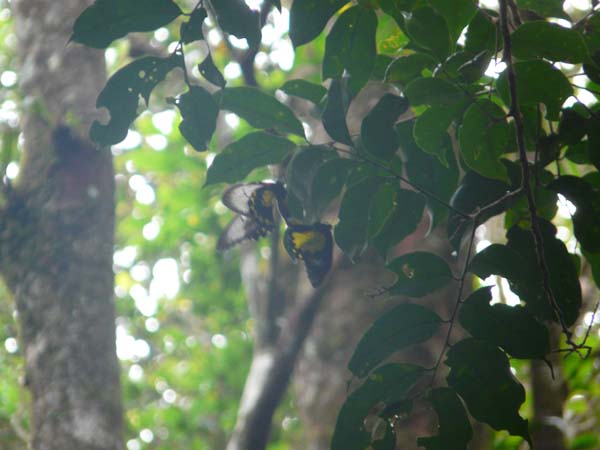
285 223 333 287
217 214 274 251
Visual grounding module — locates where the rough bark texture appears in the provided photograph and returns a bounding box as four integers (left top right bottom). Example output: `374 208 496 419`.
2 1 123 449
531 325 568 450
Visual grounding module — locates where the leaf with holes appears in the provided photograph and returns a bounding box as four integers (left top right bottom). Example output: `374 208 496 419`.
90 55 181 146
198 54 226 88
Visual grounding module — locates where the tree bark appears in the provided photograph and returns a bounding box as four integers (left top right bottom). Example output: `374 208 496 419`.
2 1 123 449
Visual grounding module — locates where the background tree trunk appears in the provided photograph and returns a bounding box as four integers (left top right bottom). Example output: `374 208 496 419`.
1 1 123 449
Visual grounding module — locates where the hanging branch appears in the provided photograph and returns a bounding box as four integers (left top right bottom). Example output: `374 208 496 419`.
498 0 577 348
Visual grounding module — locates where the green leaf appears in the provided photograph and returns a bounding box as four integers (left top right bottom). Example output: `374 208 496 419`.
289 0 349 47
198 54 226 88
370 189 425 257
506 220 582 326
279 79 327 104
175 86 218 151
417 388 473 450
459 287 551 359
469 244 527 283
464 9 498 54
361 94 409 161
379 0 416 27
414 104 462 165
335 177 384 261
516 0 568 19
349 304 441 378
90 55 180 146
459 99 511 182
405 77 464 106
322 78 353 146
180 7 207 44
386 251 453 297
547 176 600 253
331 364 424 450
211 0 261 48
205 132 296 185
385 53 437 86
405 7 451 60
71 0 182 48
445 339 532 445
310 158 359 217
559 106 588 145
216 87 305 137
429 0 477 42
447 169 516 249
458 50 492 83
286 146 337 220
398 121 458 229
511 21 589 64
322 6 378 95
496 60 573 120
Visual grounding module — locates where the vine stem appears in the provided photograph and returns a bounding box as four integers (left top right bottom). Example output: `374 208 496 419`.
428 221 477 387
498 0 575 345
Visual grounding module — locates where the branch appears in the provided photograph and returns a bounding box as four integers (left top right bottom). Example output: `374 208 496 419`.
498 0 575 345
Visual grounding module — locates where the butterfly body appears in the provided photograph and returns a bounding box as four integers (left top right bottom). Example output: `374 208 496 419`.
217 182 287 251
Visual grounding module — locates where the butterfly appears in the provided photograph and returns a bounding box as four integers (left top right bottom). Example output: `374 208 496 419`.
217 182 288 251
284 222 333 287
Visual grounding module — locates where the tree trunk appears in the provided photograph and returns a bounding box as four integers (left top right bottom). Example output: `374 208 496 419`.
1 1 123 449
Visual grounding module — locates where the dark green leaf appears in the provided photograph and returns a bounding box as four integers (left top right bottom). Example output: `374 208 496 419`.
216 87 305 137
368 182 397 238
90 55 180 146
386 251 453 297
459 286 551 359
496 60 573 120
405 7 451 60
565 142 590 164
371 189 425 257
559 106 588 145
587 117 600 170
331 364 424 450
198 54 226 88
414 104 462 165
286 146 338 221
205 132 295 185
458 50 492 83
469 244 528 283
583 250 600 289
459 99 511 182
289 0 349 47
516 0 568 18
323 6 378 95
385 53 437 86
445 339 532 444
175 86 218 151
464 9 498 54
548 176 600 253
371 422 395 450
399 121 458 229
511 21 589 64
506 220 582 326
371 55 395 81
447 169 517 249
279 79 327 104
349 304 441 378
379 0 416 27
322 78 353 146
180 7 207 44
417 388 473 450
71 0 182 48
429 0 477 42
310 157 359 216
405 77 465 106
211 0 261 48
335 177 384 261
361 94 409 161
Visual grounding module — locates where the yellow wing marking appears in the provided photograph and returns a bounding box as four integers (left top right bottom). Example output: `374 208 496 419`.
291 230 326 254
260 190 275 206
